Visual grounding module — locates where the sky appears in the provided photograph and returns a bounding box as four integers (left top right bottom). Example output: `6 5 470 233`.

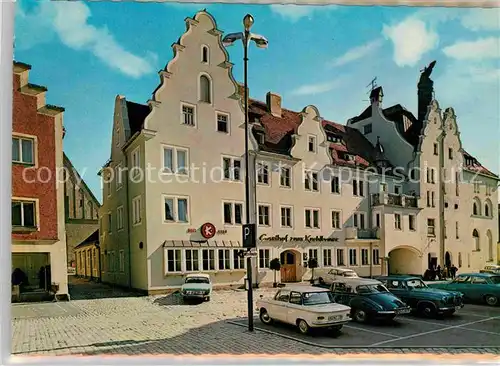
13 0 500 202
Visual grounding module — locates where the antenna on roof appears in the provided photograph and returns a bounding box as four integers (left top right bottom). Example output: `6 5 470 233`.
365 77 378 94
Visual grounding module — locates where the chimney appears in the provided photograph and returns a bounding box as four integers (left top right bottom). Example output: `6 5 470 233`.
370 86 383 107
266 92 282 118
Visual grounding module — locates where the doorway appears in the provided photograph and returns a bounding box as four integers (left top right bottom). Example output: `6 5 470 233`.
445 251 452 268
280 250 298 282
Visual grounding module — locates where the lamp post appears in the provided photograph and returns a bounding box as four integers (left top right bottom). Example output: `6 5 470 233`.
223 14 268 332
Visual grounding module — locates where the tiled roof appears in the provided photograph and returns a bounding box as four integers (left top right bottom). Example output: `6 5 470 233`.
126 101 150 137
74 229 99 249
463 150 499 178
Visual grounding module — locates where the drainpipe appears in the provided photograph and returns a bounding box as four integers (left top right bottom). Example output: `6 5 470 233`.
438 128 446 268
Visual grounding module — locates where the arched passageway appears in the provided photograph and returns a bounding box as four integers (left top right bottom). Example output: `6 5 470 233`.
388 246 421 275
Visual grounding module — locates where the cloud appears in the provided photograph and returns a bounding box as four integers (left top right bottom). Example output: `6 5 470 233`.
329 39 383 68
15 1 156 79
290 80 342 96
460 9 500 31
443 37 500 60
382 17 439 67
270 4 333 23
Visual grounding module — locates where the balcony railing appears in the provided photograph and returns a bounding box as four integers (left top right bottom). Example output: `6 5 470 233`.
345 227 380 240
371 193 418 208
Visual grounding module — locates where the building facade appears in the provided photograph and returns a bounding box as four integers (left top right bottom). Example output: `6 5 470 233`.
11 61 69 300
347 61 499 275
64 153 100 274
74 230 100 281
98 10 498 293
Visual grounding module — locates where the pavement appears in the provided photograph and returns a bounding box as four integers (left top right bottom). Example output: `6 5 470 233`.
10 279 500 356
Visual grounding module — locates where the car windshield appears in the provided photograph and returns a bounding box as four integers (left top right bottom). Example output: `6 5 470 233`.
406 279 427 289
344 272 358 277
185 277 210 284
356 284 389 294
302 291 335 306
489 276 500 284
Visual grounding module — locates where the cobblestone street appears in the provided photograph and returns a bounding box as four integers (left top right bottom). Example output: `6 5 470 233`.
10 279 500 357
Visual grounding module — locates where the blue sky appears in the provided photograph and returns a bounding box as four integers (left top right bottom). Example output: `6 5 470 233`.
14 0 499 202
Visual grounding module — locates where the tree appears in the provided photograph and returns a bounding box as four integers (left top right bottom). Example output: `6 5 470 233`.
308 258 318 283
269 258 281 287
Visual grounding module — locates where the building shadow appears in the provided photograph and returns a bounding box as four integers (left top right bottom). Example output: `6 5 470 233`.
68 277 146 300
152 291 207 306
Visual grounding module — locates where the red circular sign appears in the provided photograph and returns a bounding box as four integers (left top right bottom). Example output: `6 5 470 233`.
200 223 216 239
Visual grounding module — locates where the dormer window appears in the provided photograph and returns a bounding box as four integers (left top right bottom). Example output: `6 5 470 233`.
257 133 265 144
344 153 355 162
326 134 342 143
308 135 316 153
201 45 209 64
363 124 372 135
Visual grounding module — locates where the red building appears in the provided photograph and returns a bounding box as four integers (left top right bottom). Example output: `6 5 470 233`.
11 61 68 301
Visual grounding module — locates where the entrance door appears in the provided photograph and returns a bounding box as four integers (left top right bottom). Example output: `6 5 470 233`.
12 253 50 290
280 251 297 283
445 252 452 268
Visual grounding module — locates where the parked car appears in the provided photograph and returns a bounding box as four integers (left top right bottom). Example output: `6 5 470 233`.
375 275 464 318
316 278 411 323
426 272 500 306
256 285 351 335
180 273 212 301
313 267 359 285
479 265 500 275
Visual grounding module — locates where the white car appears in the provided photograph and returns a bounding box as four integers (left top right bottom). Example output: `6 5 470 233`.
256 285 351 335
180 273 212 301
314 267 359 285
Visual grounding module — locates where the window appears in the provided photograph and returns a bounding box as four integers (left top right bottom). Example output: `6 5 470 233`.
201 45 209 63
431 169 435 183
11 200 36 228
331 211 341 229
433 143 438 155
166 249 182 272
323 249 332 267
409 215 416 231
131 148 140 175
473 201 479 215
258 205 270 226
304 171 319 192
473 229 480 251
361 249 369 265
305 209 320 229
115 164 123 190
106 180 112 197
471 276 488 284
349 248 357 266
199 75 211 103
485 202 491 217
182 105 195 126
164 196 189 223
202 249 215 271
257 162 269 184
223 202 243 225
259 249 270 268
117 206 124 230
331 176 340 194
394 213 402 230
12 136 34 165
458 252 462 267
308 135 316 152
448 148 453 160
363 123 372 135
426 191 431 207
455 172 460 196
431 191 435 207
184 249 199 272
336 249 345 266
217 113 229 133
353 213 365 229
132 196 142 225
218 249 231 270
374 213 380 228
119 250 125 272
380 183 387 192
233 249 245 269
353 180 364 196
280 167 291 188
163 146 188 175
308 249 318 261
107 212 112 233
372 249 380 265
456 222 459 239
427 218 435 236
281 206 292 228
394 185 401 195
222 157 241 181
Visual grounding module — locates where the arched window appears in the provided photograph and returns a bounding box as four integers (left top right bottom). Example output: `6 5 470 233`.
201 45 209 63
199 75 211 103
484 199 492 217
472 197 481 216
473 229 480 251
487 230 493 261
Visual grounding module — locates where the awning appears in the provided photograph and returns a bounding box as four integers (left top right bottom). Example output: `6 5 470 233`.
162 240 242 248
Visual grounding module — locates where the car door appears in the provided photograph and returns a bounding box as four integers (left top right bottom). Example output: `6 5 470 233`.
468 276 489 302
286 291 304 325
385 280 410 305
445 275 471 297
272 290 291 322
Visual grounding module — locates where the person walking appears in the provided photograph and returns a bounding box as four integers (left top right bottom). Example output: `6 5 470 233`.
450 264 458 279
436 265 442 280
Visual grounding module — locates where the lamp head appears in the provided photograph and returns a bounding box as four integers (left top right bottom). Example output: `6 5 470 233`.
243 14 254 31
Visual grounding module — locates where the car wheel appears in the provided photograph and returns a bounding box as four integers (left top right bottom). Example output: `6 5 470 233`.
485 295 498 306
353 309 368 323
297 319 310 335
259 309 273 324
418 302 437 318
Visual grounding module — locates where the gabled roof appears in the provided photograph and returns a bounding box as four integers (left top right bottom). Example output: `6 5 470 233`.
462 150 498 178
74 229 99 250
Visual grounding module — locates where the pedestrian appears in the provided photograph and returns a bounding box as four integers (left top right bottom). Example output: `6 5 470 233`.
436 265 442 280
450 264 458 279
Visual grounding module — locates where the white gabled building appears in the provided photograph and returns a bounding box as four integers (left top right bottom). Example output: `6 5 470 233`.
98 11 497 294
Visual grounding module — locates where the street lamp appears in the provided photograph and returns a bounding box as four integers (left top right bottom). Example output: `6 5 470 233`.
223 15 268 332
